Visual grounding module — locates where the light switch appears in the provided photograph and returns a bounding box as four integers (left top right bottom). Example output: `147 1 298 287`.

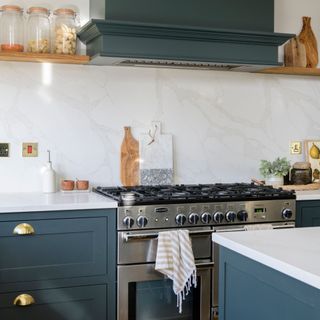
290 141 302 155
0 143 9 157
22 143 38 157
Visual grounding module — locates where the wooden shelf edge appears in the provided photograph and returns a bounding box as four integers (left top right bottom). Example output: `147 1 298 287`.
0 52 90 65
259 66 320 76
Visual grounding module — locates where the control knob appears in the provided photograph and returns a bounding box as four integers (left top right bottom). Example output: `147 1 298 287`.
136 216 148 228
188 213 200 225
237 210 248 222
201 212 211 224
282 208 293 220
213 211 224 223
123 216 134 229
176 214 187 226
225 211 237 222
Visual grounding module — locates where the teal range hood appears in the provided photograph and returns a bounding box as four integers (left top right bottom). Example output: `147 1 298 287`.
78 0 294 70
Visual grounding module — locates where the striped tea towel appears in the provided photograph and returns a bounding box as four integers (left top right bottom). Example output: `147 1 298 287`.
155 229 197 313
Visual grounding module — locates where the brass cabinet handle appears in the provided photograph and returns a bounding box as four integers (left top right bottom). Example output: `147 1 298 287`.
13 223 35 235
13 294 35 306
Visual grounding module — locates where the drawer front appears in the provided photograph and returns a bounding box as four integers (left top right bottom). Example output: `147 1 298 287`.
296 201 320 227
0 217 111 284
0 285 108 320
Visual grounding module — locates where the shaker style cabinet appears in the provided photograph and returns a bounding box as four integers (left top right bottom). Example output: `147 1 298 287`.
296 200 320 227
0 209 116 320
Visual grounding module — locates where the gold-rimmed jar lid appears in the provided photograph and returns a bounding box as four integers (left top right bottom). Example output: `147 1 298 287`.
27 7 50 15
54 8 76 16
0 5 23 12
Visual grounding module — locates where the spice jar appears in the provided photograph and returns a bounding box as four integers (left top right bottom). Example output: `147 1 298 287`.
53 8 78 55
26 7 50 53
0 5 24 52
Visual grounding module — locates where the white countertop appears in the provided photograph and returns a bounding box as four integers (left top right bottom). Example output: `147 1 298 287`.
213 227 320 290
0 192 117 213
296 189 320 201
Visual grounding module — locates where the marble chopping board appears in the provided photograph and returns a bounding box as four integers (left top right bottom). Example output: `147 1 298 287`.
139 123 173 185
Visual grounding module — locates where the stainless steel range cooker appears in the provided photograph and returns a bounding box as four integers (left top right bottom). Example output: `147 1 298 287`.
94 183 296 320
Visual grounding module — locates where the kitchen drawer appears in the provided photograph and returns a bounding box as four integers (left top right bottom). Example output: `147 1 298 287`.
0 285 107 320
0 217 111 284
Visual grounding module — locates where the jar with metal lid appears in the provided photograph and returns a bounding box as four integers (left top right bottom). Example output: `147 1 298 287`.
26 7 50 53
0 5 24 52
53 8 78 55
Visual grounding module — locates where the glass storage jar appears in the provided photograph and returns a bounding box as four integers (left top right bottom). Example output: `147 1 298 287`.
26 7 50 53
53 8 78 55
0 5 24 52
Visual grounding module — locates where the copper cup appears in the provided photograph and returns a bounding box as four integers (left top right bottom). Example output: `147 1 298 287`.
76 180 89 190
61 180 75 191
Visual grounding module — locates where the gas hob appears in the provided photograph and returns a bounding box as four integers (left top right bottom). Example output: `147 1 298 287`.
94 183 295 206
94 184 296 231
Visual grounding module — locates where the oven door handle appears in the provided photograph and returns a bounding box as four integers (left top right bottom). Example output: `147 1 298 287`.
123 229 213 242
195 262 214 269
272 222 295 229
214 227 246 233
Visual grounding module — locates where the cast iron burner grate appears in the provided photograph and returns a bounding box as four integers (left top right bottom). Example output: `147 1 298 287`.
94 183 296 206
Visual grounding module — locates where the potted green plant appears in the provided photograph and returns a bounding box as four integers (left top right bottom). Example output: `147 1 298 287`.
259 157 291 187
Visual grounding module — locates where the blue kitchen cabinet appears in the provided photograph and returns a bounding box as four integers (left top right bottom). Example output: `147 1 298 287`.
0 209 116 320
218 247 320 320
296 200 320 227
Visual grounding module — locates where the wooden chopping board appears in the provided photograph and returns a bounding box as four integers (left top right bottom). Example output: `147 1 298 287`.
281 183 320 191
120 127 139 186
284 37 307 67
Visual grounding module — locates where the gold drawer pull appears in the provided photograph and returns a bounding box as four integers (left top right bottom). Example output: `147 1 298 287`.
13 223 35 235
13 294 35 307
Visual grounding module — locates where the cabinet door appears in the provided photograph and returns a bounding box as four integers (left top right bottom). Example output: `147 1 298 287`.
0 217 113 284
296 201 320 227
0 285 107 320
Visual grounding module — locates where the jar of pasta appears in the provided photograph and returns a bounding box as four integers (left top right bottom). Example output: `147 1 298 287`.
0 5 24 52
26 7 50 53
53 8 78 55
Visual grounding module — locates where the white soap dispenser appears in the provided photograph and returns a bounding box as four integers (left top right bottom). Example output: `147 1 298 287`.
42 150 56 193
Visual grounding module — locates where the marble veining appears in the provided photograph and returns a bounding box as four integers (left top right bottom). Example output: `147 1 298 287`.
1 62 320 192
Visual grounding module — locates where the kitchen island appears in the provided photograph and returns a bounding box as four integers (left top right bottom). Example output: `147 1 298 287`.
213 227 320 320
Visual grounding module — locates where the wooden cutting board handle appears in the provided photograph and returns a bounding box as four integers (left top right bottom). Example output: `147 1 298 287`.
120 127 139 186
298 16 318 68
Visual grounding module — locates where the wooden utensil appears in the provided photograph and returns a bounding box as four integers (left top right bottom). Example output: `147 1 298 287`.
120 127 139 186
281 183 320 191
284 37 307 67
298 16 318 68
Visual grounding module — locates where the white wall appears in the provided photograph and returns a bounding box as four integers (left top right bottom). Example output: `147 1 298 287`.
0 0 320 192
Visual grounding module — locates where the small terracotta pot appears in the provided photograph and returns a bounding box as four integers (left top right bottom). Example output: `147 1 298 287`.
76 180 89 190
61 180 75 191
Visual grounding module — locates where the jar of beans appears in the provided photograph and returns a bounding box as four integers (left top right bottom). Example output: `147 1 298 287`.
26 7 50 53
53 8 78 55
0 5 24 52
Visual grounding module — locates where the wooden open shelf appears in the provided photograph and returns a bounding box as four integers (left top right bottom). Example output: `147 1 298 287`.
0 52 90 65
259 66 320 76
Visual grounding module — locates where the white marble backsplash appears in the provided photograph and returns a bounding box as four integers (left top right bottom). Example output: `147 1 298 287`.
0 62 320 192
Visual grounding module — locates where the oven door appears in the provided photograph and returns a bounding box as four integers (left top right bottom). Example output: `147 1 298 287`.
118 261 213 320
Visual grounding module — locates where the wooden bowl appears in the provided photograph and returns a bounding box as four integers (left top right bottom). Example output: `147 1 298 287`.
76 180 89 190
61 180 75 191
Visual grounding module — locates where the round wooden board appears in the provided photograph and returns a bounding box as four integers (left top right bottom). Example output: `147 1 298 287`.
281 183 320 191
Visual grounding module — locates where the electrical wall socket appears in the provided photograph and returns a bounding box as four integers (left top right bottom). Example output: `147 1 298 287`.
0 143 9 157
290 141 302 155
22 143 38 157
